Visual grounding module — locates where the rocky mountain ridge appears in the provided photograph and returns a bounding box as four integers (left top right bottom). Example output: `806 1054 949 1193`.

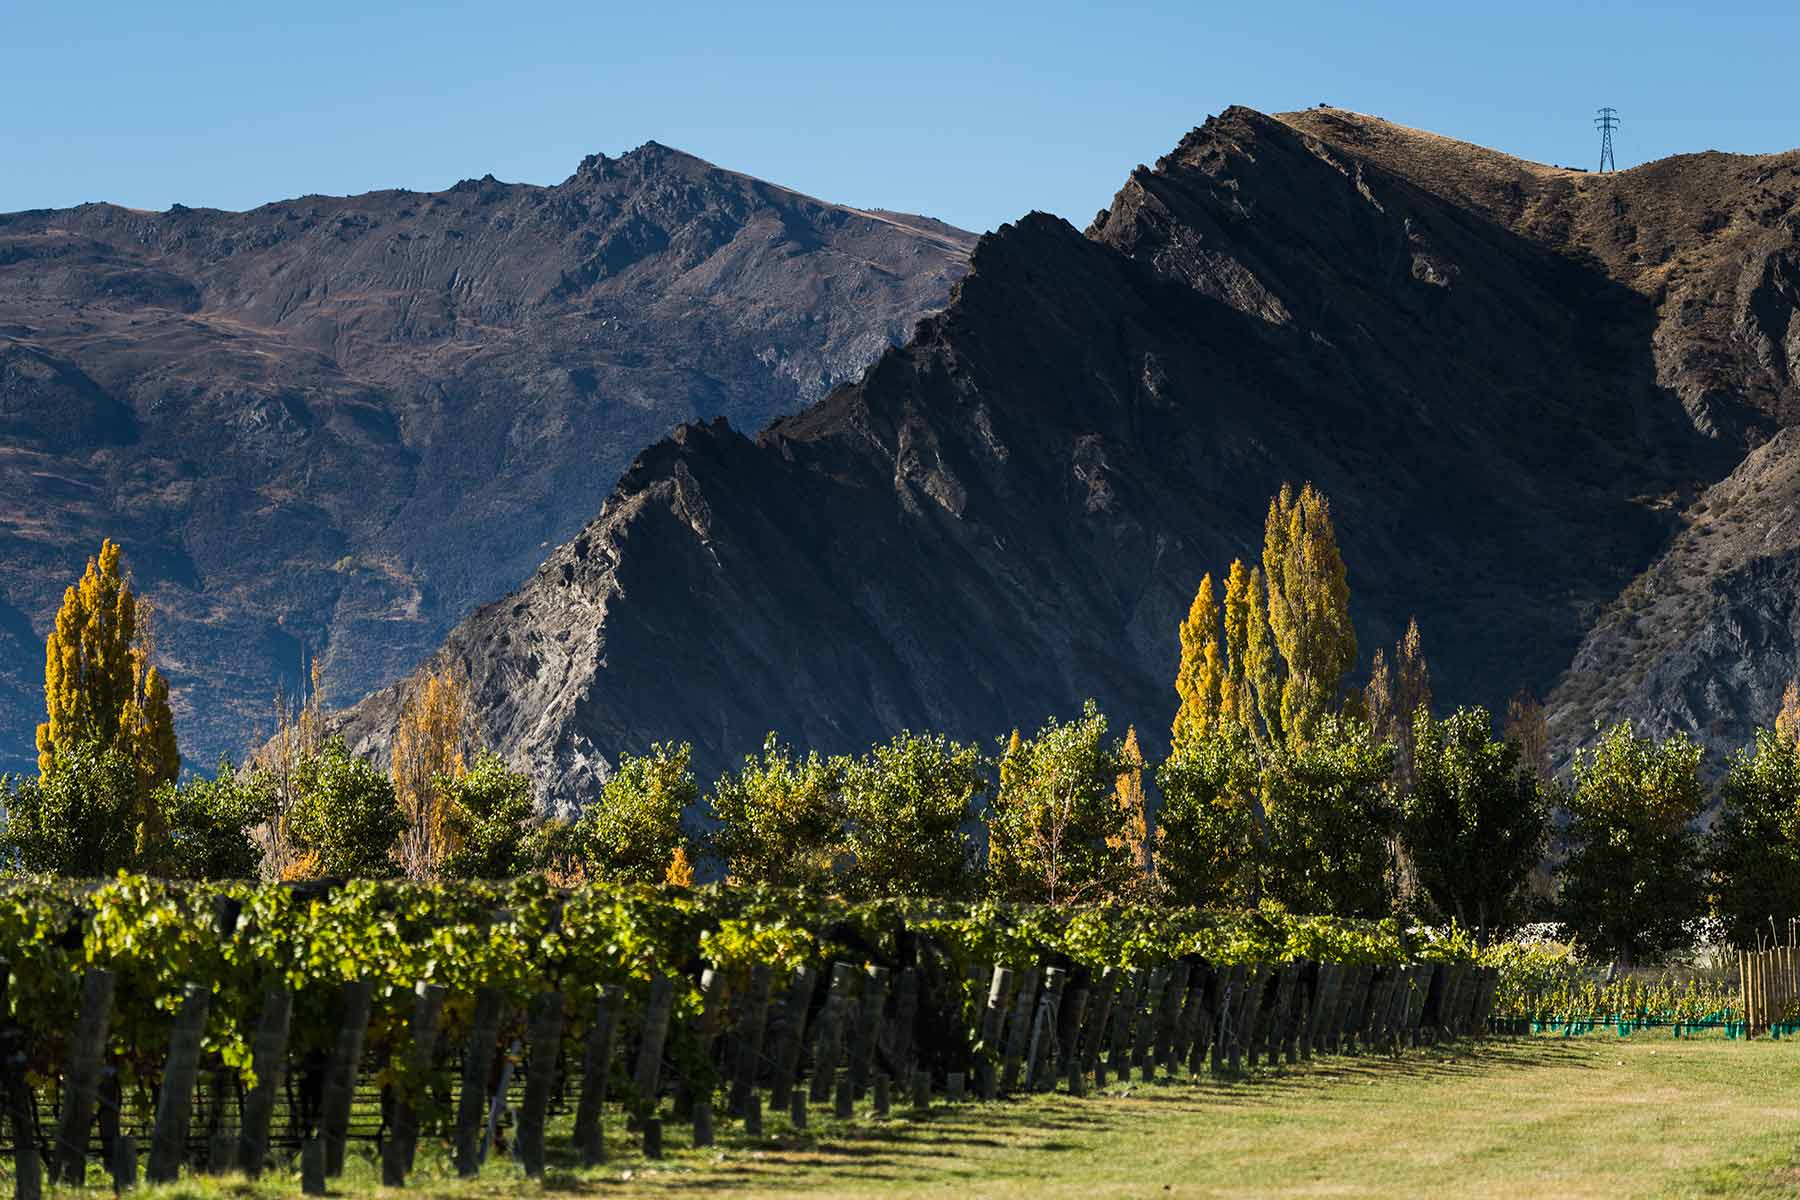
0 145 974 769
334 106 1800 806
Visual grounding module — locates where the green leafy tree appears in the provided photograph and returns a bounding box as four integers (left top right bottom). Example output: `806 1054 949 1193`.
1399 706 1547 936
1709 728 1800 947
442 753 544 879
986 701 1133 904
288 738 404 878
1558 723 1706 966
0 740 139 874
705 737 843 887
840 731 984 898
1154 724 1261 906
581 742 701 884
1261 713 1396 916
149 763 275 880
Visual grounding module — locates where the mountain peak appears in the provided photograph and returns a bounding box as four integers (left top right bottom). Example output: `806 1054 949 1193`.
327 108 1800 805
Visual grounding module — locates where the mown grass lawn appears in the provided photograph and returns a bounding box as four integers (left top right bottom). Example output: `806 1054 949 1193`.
29 1036 1800 1199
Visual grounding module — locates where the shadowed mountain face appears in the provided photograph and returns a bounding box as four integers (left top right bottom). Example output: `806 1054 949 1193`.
334 106 1800 808
0 144 974 770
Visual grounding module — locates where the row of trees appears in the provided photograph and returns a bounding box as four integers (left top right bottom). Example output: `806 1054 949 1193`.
10 502 1800 966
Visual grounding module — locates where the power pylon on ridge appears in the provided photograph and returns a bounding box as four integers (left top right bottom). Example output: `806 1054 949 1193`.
1595 107 1620 174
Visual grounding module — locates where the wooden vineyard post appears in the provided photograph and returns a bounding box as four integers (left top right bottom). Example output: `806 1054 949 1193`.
1274 966 1301 1064
1 961 43 1200
834 1072 854 1119
1326 965 1356 1053
767 966 816 1113
1172 965 1207 1073
1082 967 1118 1087
1061 982 1089 1095
1299 963 1326 1061
744 1092 763 1138
196 897 243 1177
1188 966 1222 1076
300 1137 325 1195
146 982 211 1183
319 980 373 1178
693 968 729 1100
382 982 446 1187
1234 966 1264 1070
692 1098 714 1148
52 967 116 1186
1127 967 1162 1079
1405 965 1428 1048
809 964 857 1104
519 990 565 1178
1735 951 1744 1035
573 985 623 1165
849 966 890 1099
978 966 1012 1100
872 1073 891 1118
1359 968 1390 1055
891 968 919 1086
633 974 677 1129
455 987 506 1176
1307 963 1339 1058
1115 969 1147 1078
729 965 774 1118
1001 966 1041 1094
109 1133 135 1192
1213 964 1243 1074
1154 963 1189 1076
237 988 293 1177
1026 967 1065 1091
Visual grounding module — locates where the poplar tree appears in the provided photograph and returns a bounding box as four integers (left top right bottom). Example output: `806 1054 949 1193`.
35 540 179 856
1111 725 1153 885
391 668 469 880
1262 483 1357 745
1365 617 1432 785
1172 576 1223 745
1173 484 1356 751
1502 690 1552 785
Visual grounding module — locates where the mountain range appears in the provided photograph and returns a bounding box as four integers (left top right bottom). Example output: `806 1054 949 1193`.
328 106 1800 807
0 144 975 770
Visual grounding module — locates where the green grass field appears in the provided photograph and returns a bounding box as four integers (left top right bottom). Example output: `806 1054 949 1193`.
27 1036 1800 1199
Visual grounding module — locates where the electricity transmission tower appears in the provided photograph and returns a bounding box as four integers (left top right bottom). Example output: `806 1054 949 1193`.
1595 107 1620 173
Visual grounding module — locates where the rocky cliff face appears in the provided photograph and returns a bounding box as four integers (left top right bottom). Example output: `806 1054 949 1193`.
334 107 1800 807
0 145 974 769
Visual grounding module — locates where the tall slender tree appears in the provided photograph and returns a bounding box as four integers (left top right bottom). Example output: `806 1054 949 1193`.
1172 576 1223 745
1111 725 1154 884
35 539 179 855
1262 483 1357 745
391 667 469 880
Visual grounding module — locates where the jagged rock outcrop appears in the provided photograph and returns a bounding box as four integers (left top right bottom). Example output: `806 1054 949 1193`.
1550 427 1800 767
336 106 1800 807
0 145 974 769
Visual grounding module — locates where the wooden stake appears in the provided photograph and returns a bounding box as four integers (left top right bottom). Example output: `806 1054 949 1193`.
320 979 373 1178
146 982 210 1184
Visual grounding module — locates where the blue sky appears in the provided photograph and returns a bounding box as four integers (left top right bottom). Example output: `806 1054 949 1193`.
5 0 1794 233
